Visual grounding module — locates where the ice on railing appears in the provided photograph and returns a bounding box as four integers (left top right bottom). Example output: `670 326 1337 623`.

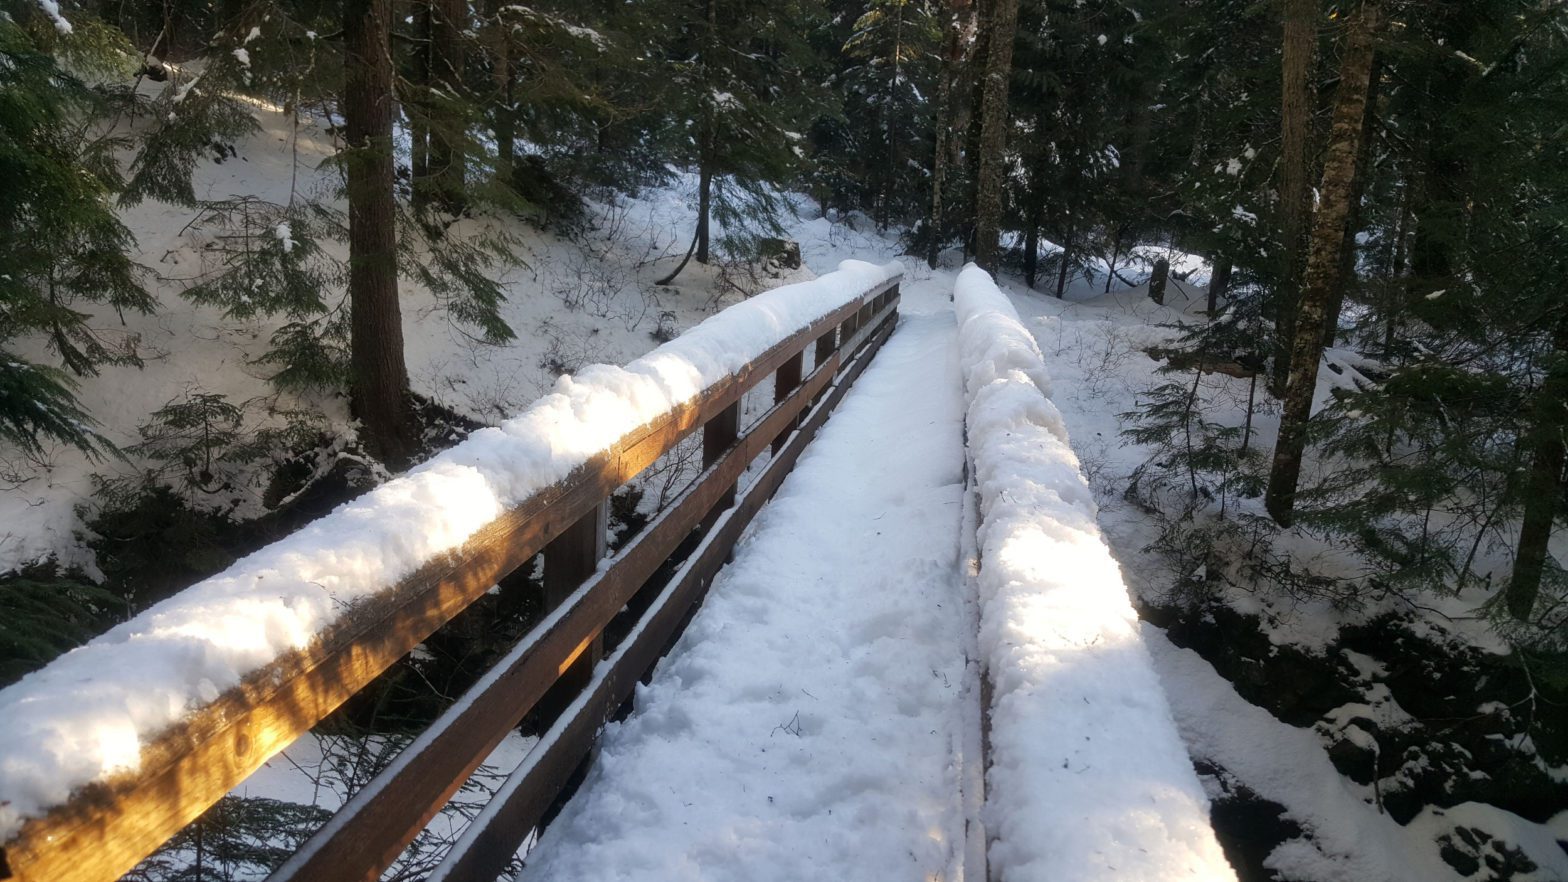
0 259 901 842
953 265 1234 882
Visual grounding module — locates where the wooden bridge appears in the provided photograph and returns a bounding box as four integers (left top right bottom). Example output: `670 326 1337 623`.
0 274 900 882
0 263 1235 882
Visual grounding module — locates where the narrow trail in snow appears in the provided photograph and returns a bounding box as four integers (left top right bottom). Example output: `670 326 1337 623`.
517 309 975 881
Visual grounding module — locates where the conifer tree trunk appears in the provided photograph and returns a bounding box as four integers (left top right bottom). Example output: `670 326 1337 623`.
1055 229 1073 298
488 0 514 184
1272 0 1317 396
429 0 466 213
927 0 973 268
1209 257 1232 315
696 132 714 264
1149 256 1169 305
1024 223 1039 288
1265 0 1381 526
973 0 1017 272
961 0 992 261
345 0 416 467
1508 314 1568 621
409 1 432 202
1322 57 1382 349
694 0 717 267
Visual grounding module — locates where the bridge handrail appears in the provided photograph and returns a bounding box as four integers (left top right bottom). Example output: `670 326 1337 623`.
0 261 903 882
953 264 1229 881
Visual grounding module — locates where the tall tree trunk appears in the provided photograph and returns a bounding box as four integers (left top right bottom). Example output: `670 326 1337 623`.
1023 223 1039 288
1149 256 1170 305
1507 314 1568 621
1208 256 1232 315
961 0 991 262
695 0 717 266
1103 224 1125 293
487 0 514 185
1265 0 1381 526
696 138 713 265
927 0 974 268
972 0 1017 272
1272 0 1318 397
1055 229 1073 298
1382 178 1413 356
409 0 432 206
345 0 416 466
1321 57 1382 349
428 0 466 213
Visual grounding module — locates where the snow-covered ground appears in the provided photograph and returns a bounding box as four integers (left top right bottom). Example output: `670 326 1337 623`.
0 96 897 577
998 271 1568 881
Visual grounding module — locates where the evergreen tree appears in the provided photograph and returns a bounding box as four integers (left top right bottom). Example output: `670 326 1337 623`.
0 10 146 457
1264 0 1382 525
654 0 824 284
837 0 941 227
972 0 1019 272
343 0 418 465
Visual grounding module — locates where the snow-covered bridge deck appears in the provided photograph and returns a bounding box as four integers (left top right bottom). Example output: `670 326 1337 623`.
0 264 1230 882
518 308 979 881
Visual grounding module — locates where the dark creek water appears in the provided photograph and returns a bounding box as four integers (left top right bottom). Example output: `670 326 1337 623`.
1144 601 1568 881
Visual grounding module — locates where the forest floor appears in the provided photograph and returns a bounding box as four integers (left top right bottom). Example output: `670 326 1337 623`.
1005 279 1568 881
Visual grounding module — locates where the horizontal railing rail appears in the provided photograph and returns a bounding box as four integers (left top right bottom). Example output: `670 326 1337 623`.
0 272 902 882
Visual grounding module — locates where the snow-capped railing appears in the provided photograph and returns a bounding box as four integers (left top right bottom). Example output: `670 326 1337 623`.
953 265 1235 882
0 263 902 882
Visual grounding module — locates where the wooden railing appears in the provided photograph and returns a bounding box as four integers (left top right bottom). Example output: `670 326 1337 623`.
0 276 901 882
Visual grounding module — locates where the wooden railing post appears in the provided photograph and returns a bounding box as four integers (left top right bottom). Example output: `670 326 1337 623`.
813 329 838 402
701 401 740 535
815 327 838 370
772 352 804 454
539 501 608 715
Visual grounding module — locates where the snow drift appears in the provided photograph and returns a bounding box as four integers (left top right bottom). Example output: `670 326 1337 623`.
0 260 901 843
953 264 1234 882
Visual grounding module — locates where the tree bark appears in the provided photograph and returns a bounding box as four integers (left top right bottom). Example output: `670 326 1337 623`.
927 0 974 268
345 0 416 467
409 0 431 203
696 146 713 265
1321 57 1382 349
1265 0 1380 526
1272 0 1318 397
1208 256 1232 315
960 0 991 262
1055 230 1073 298
695 0 717 266
1149 257 1169 305
487 0 515 185
1507 314 1568 621
428 0 466 213
973 0 1018 272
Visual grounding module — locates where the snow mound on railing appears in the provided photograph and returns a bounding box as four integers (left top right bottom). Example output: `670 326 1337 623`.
954 265 1234 882
0 260 900 842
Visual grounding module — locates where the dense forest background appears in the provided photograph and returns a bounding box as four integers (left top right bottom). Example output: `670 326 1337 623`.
3 0 1568 877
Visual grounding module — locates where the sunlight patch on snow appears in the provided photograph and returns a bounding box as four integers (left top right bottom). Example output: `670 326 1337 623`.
955 265 1234 882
